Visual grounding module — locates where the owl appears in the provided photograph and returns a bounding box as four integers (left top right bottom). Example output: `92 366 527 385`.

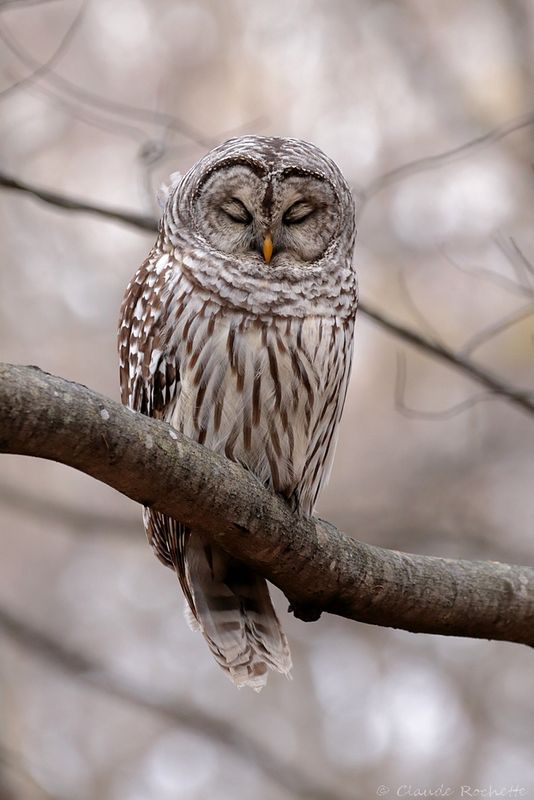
118 136 357 690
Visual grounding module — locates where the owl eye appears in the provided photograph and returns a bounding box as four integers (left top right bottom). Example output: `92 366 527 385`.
283 200 315 225
221 198 253 224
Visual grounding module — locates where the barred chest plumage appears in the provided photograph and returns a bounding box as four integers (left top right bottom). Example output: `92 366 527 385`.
124 245 355 517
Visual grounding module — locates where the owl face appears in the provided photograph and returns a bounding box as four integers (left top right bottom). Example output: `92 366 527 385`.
165 136 356 318
192 162 341 267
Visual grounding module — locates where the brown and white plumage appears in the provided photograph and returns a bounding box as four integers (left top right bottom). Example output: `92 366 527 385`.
118 136 357 690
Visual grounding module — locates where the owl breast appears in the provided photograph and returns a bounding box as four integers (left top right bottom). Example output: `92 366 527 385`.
162 273 354 516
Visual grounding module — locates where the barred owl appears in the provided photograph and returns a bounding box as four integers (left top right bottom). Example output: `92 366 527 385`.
118 136 357 690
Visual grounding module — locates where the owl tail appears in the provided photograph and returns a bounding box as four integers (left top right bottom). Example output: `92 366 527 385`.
183 538 292 691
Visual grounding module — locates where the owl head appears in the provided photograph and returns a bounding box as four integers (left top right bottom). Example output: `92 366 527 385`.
163 136 357 317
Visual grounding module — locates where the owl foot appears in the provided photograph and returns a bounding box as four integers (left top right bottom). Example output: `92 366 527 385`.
288 602 322 622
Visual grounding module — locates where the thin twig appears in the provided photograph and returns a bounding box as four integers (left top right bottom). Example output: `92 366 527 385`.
0 0 60 7
0 19 264 150
0 742 64 800
394 352 499 420
24 77 151 141
361 301 534 416
439 245 534 299
509 237 534 280
0 21 214 147
460 303 534 357
496 234 534 290
397 266 445 344
362 110 534 204
0 172 157 231
0 0 85 101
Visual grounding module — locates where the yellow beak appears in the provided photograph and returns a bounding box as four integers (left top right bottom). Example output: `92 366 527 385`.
262 233 273 264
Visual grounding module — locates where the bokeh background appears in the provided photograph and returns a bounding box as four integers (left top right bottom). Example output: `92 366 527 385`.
1 1 534 798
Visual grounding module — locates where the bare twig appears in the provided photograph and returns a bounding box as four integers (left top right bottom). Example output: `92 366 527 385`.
440 245 534 299
1 363 534 646
0 605 349 800
508 237 534 281
0 0 60 7
0 742 63 800
0 172 157 231
0 3 265 147
0 21 215 148
362 110 534 205
394 352 498 420
361 301 534 416
0 19 263 150
495 234 534 291
0 0 85 101
459 303 534 357
397 266 445 344
15 77 152 142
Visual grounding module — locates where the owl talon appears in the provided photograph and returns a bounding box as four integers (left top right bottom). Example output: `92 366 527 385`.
288 602 322 622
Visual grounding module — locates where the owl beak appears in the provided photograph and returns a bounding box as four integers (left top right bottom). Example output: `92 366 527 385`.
262 233 273 264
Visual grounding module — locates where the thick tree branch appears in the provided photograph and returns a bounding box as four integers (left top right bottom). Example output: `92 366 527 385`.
1 170 533 418
1 363 533 646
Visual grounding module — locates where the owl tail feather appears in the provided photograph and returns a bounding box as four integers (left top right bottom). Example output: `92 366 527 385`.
183 539 292 691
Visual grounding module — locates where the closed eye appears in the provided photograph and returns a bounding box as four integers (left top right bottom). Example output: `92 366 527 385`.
221 197 252 224
283 200 315 225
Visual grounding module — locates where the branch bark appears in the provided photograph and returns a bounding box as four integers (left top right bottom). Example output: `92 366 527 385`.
1 363 533 647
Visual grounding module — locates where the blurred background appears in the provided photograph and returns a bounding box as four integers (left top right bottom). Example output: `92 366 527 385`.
1 0 534 798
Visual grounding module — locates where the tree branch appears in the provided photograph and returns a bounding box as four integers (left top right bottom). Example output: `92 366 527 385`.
361 109 534 203
0 0 85 102
0 19 215 148
1 170 532 418
362 301 534 416
1 363 533 647
0 172 157 232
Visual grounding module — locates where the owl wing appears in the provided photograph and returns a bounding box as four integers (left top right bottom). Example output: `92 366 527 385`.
118 253 180 419
118 250 190 589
